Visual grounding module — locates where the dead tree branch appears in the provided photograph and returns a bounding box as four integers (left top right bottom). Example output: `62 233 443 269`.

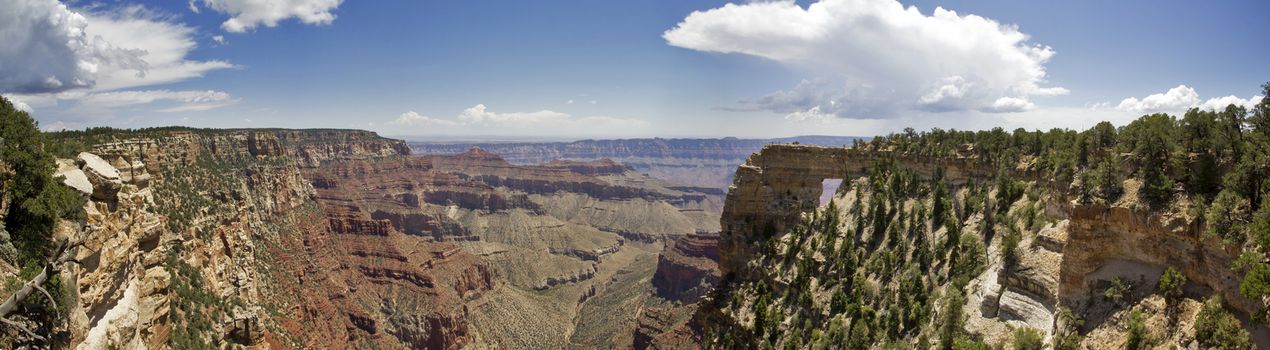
0 225 91 342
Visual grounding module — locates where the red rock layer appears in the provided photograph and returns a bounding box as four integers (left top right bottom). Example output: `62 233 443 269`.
263 179 493 350
652 233 721 304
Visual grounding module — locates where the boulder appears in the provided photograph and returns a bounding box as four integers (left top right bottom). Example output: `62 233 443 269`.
77 152 122 200
55 159 93 196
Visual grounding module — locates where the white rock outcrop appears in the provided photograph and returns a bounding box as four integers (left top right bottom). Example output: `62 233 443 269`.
55 159 93 196
77 152 122 200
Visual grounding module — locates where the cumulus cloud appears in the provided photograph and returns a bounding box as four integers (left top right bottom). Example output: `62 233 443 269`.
784 106 836 123
7 96 34 113
1116 85 1198 114
664 0 1065 118
1198 94 1262 111
1 0 144 93
389 111 460 127
456 104 571 126
1116 85 1261 114
0 1 238 126
199 0 344 33
387 105 647 131
983 96 1035 113
0 1 233 95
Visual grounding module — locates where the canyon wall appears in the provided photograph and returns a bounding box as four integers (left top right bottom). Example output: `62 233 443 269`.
409 136 860 189
1061 203 1255 316
35 129 731 348
40 129 498 349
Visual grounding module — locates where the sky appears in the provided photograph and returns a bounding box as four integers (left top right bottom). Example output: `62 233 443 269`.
2 0 1268 140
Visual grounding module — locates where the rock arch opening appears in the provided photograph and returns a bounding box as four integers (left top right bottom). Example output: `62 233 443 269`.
818 178 843 206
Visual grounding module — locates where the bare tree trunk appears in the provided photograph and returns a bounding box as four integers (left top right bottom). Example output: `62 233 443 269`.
0 229 86 342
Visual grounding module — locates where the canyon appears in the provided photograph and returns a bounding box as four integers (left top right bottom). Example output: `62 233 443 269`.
409 136 860 189
4 127 1265 349
0 128 730 348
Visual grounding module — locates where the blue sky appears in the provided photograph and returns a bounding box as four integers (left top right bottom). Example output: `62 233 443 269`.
3 0 1268 139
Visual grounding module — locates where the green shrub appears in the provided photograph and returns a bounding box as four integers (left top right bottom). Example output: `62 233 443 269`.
1104 277 1128 305
1000 228 1022 268
1194 296 1252 350
1011 327 1043 350
1156 267 1186 306
1125 310 1147 350
1207 189 1247 245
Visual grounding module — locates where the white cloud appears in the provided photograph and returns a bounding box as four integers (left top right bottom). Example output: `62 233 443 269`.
6 96 34 113
664 0 1065 118
188 0 200 13
83 6 236 91
0 1 232 94
784 106 836 123
385 105 648 134
983 96 1035 113
0 0 146 93
1198 94 1261 111
200 0 343 33
566 99 575 105
456 104 571 126
1116 85 1198 114
389 111 460 126
212 35 226 44
1116 85 1261 114
77 90 233 109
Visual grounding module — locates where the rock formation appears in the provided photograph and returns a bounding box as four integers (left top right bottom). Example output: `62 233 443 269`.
703 143 1267 348
719 145 996 281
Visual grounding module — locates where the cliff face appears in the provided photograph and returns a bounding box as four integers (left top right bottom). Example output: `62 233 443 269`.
1061 202 1253 316
379 148 724 348
44 131 729 349
652 233 720 304
42 129 500 349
